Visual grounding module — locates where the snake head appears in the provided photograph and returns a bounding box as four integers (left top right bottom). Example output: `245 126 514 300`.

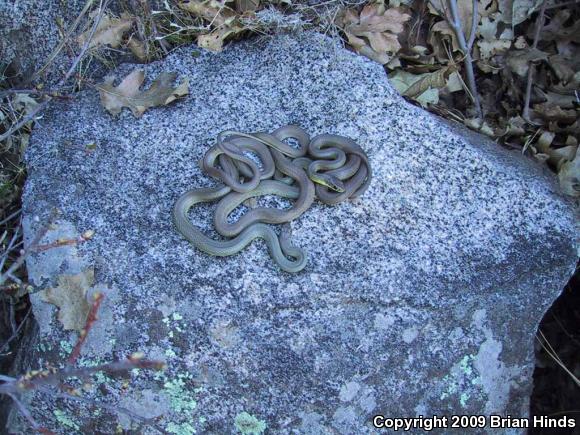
315 174 346 193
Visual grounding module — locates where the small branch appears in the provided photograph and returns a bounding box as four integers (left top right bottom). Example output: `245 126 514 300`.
5 392 54 434
0 209 21 226
31 0 96 82
0 210 57 287
1 357 165 395
545 0 580 10
67 292 104 365
33 229 94 253
37 386 170 434
467 0 478 50
0 101 48 143
0 89 71 100
431 0 483 118
522 0 547 121
0 307 31 354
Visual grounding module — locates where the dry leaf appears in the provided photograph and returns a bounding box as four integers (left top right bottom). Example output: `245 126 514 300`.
532 103 578 123
41 269 94 331
534 10 580 44
340 5 411 65
198 27 240 51
98 70 189 117
429 0 477 42
78 11 134 49
178 0 243 51
558 147 580 196
128 37 147 61
505 47 548 77
390 69 445 106
403 66 454 97
235 0 259 13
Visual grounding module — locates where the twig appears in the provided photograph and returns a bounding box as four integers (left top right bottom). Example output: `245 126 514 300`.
33 229 94 253
1 358 165 394
467 0 478 51
140 0 171 54
67 292 104 365
36 386 170 434
0 209 21 226
545 0 580 10
31 0 96 82
0 222 21 273
0 210 57 287
522 0 547 121
0 307 32 354
5 392 54 434
444 0 483 118
0 89 71 100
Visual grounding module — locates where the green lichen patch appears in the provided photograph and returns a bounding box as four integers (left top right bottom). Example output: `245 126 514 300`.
166 422 197 435
53 409 80 431
234 412 267 434
163 373 197 414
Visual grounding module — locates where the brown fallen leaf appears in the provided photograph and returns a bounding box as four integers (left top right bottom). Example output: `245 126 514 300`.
178 0 243 51
403 65 455 97
98 70 189 117
235 0 259 13
339 4 411 65
429 0 477 44
78 11 134 49
128 36 148 62
505 47 548 77
558 146 580 197
41 269 94 331
532 103 578 123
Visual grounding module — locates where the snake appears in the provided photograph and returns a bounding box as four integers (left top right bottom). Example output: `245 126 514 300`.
173 126 372 272
211 128 316 237
172 183 307 273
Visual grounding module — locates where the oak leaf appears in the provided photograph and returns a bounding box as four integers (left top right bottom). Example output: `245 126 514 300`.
97 70 189 117
178 0 243 51
340 4 411 65
41 269 94 331
78 11 134 49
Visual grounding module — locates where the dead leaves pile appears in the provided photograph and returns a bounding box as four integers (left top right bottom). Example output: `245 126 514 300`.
338 1 580 196
338 4 411 65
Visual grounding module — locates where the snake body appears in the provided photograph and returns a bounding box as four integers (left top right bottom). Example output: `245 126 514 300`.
173 126 371 272
172 184 307 273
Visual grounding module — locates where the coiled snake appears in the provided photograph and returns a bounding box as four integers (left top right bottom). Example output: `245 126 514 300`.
172 125 371 272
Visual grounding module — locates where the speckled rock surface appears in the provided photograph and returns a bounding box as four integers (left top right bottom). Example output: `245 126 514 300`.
10 31 577 433
0 0 87 83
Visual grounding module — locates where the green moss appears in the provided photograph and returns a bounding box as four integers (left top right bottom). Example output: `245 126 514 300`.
234 412 267 435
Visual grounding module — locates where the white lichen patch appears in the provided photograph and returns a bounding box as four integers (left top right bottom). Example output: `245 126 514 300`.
471 309 522 414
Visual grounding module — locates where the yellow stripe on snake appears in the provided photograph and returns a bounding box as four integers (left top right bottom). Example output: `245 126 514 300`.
172 125 372 273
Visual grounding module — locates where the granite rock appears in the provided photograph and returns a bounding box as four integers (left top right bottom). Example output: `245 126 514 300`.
0 0 87 84
9 31 578 433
